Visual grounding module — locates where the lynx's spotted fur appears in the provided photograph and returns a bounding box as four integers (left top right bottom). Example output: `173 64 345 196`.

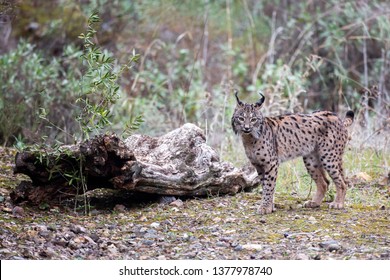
232 91 354 214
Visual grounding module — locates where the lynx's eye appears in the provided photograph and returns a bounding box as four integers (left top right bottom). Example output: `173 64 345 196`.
238 116 245 122
250 117 258 123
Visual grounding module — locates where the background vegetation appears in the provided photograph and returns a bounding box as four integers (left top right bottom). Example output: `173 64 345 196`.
0 0 389 261
0 0 389 156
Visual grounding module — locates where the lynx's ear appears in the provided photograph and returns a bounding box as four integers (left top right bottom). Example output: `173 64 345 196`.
255 91 265 108
234 90 244 106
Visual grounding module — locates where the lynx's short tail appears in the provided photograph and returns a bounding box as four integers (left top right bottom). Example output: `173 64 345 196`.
343 111 354 127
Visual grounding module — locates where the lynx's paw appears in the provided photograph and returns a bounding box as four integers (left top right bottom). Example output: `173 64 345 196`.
329 202 344 209
303 201 321 208
257 205 274 215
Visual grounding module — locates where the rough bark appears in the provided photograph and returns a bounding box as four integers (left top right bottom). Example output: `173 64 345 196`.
12 123 259 204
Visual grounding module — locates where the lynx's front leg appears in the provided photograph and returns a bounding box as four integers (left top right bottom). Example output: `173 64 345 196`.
255 162 279 214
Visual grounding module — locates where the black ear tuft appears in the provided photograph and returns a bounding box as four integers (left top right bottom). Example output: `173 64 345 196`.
234 90 243 106
255 91 265 107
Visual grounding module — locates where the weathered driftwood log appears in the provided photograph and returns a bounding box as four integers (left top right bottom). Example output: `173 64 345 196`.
12 123 259 204
12 134 138 204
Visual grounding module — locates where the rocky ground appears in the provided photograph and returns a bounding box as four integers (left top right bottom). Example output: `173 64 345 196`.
0 147 389 260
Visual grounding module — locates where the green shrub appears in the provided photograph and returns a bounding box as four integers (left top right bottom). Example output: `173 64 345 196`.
0 12 140 146
0 41 83 145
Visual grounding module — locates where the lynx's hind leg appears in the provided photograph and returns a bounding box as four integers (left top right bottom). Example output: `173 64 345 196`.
303 153 330 208
319 153 348 209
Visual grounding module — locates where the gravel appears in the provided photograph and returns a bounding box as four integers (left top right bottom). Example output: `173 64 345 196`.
0 147 389 260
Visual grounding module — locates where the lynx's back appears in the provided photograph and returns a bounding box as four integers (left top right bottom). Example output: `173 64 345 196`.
266 111 351 162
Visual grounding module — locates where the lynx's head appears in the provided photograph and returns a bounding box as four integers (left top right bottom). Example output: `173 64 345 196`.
231 90 265 139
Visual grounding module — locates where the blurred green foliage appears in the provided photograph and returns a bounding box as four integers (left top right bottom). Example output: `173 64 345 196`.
0 41 83 145
0 0 389 147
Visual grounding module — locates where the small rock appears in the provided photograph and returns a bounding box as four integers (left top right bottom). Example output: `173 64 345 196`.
319 240 337 248
73 236 86 244
139 227 148 233
35 224 48 232
89 233 100 243
108 224 117 230
314 254 321 260
20 247 34 258
308 246 321 252
157 255 167 260
0 248 11 254
308 216 317 223
70 225 87 234
216 241 227 247
138 215 148 222
319 240 341 252
113 204 126 212
10 256 25 260
83 235 97 245
107 244 118 255
328 243 341 252
380 205 386 210
12 206 25 218
170 199 184 207
182 233 190 241
295 253 309 260
53 237 68 247
0 195 5 203
142 239 154 246
38 230 51 238
159 196 176 204
220 236 233 243
242 244 263 251
68 240 81 250
117 243 129 253
40 247 57 258
144 230 158 239
259 218 267 224
262 248 273 256
147 228 157 234
234 245 243 251
225 217 236 223
150 222 160 229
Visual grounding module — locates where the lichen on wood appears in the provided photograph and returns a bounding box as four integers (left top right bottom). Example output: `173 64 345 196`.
12 123 259 204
